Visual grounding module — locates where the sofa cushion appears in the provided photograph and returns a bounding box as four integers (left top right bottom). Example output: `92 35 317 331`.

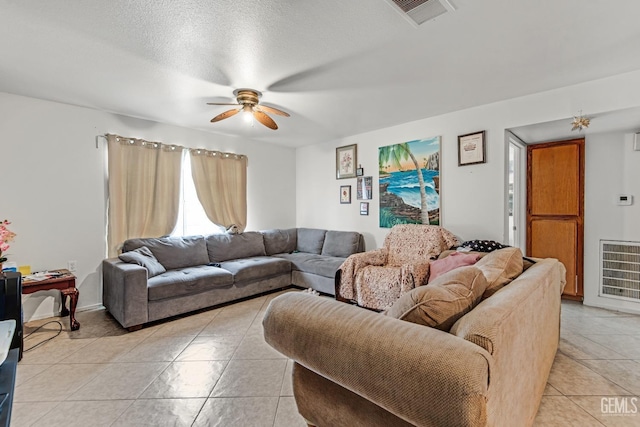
118 246 166 278
475 247 524 299
297 228 327 254
385 266 488 331
219 257 291 283
147 265 234 301
274 253 345 278
428 252 480 283
261 228 297 255
206 232 266 262
123 236 209 270
321 231 361 258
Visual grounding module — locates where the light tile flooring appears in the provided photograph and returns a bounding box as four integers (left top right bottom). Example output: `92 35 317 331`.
11 290 640 427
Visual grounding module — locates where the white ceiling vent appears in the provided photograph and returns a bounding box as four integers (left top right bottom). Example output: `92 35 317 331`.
384 0 455 27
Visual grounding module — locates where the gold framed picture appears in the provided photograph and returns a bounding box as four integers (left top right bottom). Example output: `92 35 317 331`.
336 144 357 179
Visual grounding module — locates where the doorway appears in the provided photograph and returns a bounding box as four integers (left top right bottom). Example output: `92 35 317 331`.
506 133 526 251
526 138 585 300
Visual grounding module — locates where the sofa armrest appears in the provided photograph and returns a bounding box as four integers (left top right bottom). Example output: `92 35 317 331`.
263 293 492 426
336 248 388 301
102 258 149 329
450 259 565 426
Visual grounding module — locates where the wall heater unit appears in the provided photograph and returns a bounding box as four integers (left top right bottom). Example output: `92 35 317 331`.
600 240 640 302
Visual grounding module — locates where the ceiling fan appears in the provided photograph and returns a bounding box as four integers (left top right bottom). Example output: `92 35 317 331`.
207 89 290 130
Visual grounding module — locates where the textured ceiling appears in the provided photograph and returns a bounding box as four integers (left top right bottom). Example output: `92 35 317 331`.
1 0 640 147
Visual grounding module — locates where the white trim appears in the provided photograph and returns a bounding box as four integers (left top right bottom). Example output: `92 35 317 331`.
22 303 105 323
505 131 527 251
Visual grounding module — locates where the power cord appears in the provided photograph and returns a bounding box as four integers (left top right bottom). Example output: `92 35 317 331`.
23 320 63 352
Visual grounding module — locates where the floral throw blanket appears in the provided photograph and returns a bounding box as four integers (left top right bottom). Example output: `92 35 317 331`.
336 225 460 310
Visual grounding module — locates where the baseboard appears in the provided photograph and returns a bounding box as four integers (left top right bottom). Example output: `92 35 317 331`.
77 303 104 313
582 300 640 316
23 303 105 323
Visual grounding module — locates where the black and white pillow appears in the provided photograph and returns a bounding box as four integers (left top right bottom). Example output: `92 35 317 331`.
459 240 509 253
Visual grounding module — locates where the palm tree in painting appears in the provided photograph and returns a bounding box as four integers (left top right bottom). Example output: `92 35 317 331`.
379 142 430 224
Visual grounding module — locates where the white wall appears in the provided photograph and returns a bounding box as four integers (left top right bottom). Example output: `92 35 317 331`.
0 92 297 321
584 131 640 313
296 69 640 313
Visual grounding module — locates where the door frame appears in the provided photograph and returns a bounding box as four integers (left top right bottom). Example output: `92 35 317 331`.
504 131 527 252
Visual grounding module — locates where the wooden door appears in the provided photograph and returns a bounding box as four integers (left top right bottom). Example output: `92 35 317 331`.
527 139 584 300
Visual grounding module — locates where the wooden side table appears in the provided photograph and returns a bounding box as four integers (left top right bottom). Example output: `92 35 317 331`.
22 269 80 331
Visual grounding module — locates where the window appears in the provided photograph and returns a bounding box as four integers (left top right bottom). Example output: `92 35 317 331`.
172 152 224 236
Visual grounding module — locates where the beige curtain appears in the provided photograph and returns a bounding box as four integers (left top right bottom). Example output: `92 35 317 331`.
107 134 183 257
190 149 248 231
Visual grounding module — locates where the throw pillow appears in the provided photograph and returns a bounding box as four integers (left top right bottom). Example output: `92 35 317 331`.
437 250 488 260
385 266 489 331
428 252 480 283
123 235 209 270
296 228 327 254
474 247 523 299
119 246 166 278
459 240 509 252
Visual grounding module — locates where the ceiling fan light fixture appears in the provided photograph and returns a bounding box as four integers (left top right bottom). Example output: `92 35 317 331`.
242 104 254 124
207 88 289 131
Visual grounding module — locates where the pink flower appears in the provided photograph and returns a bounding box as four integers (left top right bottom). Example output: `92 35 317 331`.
0 219 16 262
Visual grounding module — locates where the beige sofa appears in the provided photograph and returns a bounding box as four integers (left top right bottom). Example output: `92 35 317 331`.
263 257 566 427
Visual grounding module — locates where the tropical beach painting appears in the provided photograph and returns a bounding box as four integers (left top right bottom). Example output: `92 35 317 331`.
379 136 441 228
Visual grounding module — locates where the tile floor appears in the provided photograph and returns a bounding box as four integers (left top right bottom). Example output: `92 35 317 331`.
10 289 640 426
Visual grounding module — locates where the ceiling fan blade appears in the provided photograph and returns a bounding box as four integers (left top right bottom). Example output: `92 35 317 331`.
207 102 241 106
211 108 241 123
256 105 290 117
253 110 278 130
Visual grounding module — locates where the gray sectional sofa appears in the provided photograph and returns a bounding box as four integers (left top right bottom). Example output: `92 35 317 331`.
102 228 364 330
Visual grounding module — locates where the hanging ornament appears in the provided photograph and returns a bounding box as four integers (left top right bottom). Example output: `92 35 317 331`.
571 111 591 131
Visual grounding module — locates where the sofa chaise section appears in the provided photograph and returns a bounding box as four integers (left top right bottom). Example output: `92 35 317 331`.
266 228 365 294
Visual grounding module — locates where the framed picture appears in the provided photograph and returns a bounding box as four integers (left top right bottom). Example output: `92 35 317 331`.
357 176 373 200
360 202 369 215
379 136 441 227
458 131 486 166
336 144 357 179
356 167 364 177
340 185 351 204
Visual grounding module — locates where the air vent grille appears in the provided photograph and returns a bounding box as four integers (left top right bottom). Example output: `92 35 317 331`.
385 0 451 26
394 0 432 13
600 240 640 302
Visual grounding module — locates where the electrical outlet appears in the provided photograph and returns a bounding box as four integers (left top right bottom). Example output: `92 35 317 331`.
68 260 77 272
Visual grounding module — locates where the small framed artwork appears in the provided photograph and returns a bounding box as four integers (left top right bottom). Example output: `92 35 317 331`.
360 202 369 215
357 176 373 200
340 185 351 204
458 131 486 166
336 144 357 179
356 166 364 176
